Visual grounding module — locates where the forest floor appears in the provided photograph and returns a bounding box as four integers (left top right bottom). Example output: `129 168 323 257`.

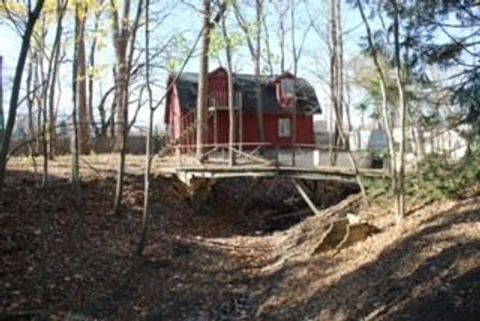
1 155 479 321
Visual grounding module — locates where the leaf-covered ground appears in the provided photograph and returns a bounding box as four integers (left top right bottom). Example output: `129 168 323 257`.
1 155 479 321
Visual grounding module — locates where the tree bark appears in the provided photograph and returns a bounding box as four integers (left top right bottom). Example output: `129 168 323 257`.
336 0 349 147
0 0 45 197
196 0 211 159
110 0 131 150
112 0 143 215
88 0 104 137
227 69 235 164
255 0 265 144
291 0 297 165
220 2 236 166
329 0 339 165
26 52 39 176
71 0 81 197
138 0 152 255
261 10 274 76
110 0 128 213
0 57 3 147
39 16 49 186
357 0 399 216
76 1 90 154
391 0 406 223
275 0 287 73
47 0 67 159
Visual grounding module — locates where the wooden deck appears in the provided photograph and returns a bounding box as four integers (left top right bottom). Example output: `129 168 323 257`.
154 153 388 186
154 143 387 213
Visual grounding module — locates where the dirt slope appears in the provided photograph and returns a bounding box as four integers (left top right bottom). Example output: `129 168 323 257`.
1 156 479 321
255 191 480 321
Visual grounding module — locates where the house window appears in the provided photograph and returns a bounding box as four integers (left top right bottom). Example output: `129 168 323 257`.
281 78 295 98
278 118 291 137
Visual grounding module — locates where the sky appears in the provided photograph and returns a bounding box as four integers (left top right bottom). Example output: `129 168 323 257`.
0 0 381 136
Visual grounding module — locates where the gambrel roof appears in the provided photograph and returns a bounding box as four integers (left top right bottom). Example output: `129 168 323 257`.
167 69 322 115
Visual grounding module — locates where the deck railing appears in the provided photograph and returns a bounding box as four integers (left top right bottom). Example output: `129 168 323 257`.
208 91 242 110
168 142 354 169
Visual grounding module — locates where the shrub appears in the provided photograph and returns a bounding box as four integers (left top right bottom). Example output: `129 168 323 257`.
409 149 480 200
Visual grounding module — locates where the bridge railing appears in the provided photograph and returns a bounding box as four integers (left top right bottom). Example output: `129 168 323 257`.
167 142 358 169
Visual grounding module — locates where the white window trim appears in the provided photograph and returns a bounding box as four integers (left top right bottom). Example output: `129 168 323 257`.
278 118 292 138
281 78 295 98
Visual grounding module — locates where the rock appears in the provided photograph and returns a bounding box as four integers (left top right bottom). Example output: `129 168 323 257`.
313 218 380 254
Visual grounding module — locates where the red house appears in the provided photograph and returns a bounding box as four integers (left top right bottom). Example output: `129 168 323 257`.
165 67 321 151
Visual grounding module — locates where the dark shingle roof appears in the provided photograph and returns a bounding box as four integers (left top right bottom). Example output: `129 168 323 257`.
172 71 322 114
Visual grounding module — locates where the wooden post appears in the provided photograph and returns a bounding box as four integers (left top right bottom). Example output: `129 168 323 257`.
186 115 190 155
293 179 319 215
292 108 296 167
177 145 181 166
190 112 194 155
238 92 243 153
276 144 280 167
214 106 218 145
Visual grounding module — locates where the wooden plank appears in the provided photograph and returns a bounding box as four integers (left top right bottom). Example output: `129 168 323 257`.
293 179 320 215
231 147 272 165
167 165 385 177
155 153 388 185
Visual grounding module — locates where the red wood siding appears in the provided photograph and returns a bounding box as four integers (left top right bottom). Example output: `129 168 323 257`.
168 106 314 149
209 68 228 107
204 112 314 147
166 67 315 150
168 85 182 140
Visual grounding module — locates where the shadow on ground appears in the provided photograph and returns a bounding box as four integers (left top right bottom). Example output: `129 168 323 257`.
2 168 478 321
256 199 480 321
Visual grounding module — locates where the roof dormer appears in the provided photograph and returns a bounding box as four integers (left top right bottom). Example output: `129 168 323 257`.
209 67 229 108
274 72 297 109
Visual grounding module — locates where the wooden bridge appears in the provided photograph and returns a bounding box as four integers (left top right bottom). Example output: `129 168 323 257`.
155 143 387 185
154 142 387 214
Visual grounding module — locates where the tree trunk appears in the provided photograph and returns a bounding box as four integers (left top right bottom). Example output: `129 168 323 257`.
336 0 349 148
391 0 406 223
261 11 274 76
408 107 426 165
331 87 369 203
357 0 398 217
110 0 127 211
71 0 81 197
88 0 103 137
110 68 117 138
196 0 211 159
220 2 236 166
77 3 90 154
110 0 130 150
125 0 145 132
0 0 45 197
47 0 67 160
329 0 339 165
0 56 3 148
255 0 265 144
291 0 297 166
277 1 287 73
26 55 38 176
41 45 48 187
138 0 152 255
36 15 49 187
112 0 143 215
